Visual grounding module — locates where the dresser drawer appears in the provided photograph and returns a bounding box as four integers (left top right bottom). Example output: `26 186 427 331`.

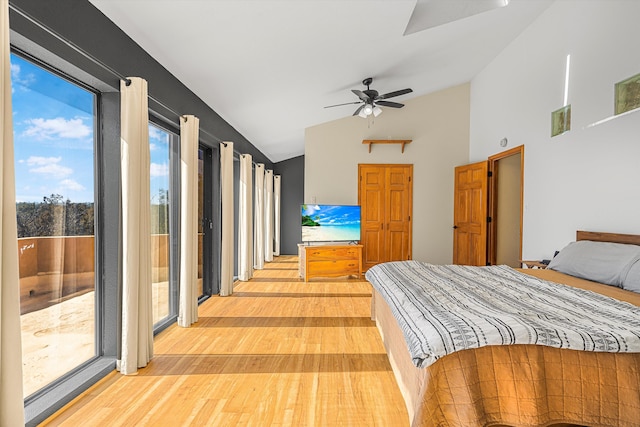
307 259 360 277
306 247 359 260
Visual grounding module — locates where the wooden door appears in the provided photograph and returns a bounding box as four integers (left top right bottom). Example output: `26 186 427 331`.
359 164 413 271
453 161 488 266
360 165 386 269
386 166 412 263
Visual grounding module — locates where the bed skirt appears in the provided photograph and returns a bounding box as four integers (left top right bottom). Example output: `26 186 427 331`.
372 287 640 427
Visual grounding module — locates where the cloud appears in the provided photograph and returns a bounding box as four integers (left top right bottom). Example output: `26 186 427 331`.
27 156 60 166
59 179 86 192
10 64 19 94
149 126 169 144
10 63 36 89
23 117 92 139
150 162 169 177
26 156 73 178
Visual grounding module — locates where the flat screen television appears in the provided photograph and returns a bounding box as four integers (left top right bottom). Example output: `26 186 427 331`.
301 204 361 243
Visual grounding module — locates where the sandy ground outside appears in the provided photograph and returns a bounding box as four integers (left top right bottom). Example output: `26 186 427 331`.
21 281 169 397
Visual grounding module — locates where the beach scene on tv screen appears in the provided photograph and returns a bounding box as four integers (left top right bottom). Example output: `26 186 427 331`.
301 204 361 242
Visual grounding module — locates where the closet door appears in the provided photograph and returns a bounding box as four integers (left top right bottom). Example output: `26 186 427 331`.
387 165 412 263
359 164 413 271
360 165 386 270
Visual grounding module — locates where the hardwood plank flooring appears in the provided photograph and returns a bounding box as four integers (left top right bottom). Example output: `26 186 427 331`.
42 255 409 426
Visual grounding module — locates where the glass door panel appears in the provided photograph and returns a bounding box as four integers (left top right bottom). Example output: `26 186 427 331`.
11 53 97 397
149 123 176 326
198 146 213 298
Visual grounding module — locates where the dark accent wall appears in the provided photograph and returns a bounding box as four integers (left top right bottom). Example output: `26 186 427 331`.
274 155 304 255
9 0 273 166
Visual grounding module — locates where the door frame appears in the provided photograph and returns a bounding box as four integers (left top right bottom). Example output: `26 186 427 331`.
487 145 524 266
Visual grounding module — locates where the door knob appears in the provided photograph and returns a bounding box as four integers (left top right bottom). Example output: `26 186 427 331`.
453 225 458 229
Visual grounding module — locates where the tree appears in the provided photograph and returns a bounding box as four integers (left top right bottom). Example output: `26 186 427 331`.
151 188 169 235
16 193 95 238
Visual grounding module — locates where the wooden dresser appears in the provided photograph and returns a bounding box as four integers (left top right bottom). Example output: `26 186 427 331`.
298 244 363 281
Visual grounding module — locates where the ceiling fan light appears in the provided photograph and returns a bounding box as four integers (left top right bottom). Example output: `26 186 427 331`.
363 104 373 116
373 106 382 117
358 109 368 118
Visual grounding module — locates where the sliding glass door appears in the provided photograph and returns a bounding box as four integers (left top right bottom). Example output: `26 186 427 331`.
11 52 97 398
198 145 214 298
149 123 178 328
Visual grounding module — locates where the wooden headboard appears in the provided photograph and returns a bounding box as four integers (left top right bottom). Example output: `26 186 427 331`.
577 230 640 246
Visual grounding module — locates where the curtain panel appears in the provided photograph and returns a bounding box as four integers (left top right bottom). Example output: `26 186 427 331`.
264 169 274 262
0 0 26 422
274 175 281 257
254 163 265 270
238 154 253 281
220 142 234 296
118 77 153 375
178 115 199 327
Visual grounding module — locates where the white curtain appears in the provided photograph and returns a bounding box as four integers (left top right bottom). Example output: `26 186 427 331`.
238 154 253 281
0 0 26 421
178 115 199 327
253 163 265 270
273 175 281 257
118 77 153 375
220 142 234 296
264 169 274 262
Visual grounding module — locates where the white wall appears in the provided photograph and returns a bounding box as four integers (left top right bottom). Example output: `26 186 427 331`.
305 84 470 264
470 1 640 259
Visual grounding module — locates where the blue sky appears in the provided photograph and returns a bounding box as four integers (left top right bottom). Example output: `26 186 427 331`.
11 53 171 204
149 124 170 203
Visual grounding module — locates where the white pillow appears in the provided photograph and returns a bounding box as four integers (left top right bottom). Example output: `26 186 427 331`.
547 240 640 287
623 259 640 293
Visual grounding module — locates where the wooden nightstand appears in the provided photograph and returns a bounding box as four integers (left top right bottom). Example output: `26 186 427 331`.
519 260 548 269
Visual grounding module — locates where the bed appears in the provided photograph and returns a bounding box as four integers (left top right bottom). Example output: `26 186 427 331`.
367 231 640 427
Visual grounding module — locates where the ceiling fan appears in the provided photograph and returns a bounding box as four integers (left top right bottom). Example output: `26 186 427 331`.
324 77 413 118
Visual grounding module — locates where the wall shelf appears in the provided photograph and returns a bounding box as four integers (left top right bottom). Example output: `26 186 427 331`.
362 139 412 153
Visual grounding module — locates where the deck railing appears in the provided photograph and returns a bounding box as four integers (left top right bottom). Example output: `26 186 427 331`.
18 235 170 315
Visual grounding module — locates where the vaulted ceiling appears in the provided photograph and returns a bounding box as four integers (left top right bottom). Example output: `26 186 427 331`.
89 0 552 162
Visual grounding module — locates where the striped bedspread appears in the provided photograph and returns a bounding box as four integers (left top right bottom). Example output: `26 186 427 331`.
366 261 640 368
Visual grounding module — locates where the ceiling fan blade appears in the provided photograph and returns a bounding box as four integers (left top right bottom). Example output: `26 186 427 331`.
378 88 413 100
376 100 405 108
324 101 362 108
353 104 365 116
352 89 370 102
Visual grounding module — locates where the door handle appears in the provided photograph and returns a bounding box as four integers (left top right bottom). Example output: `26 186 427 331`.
453 225 458 229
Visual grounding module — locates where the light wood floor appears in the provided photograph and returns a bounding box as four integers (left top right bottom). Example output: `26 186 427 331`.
42 255 409 426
